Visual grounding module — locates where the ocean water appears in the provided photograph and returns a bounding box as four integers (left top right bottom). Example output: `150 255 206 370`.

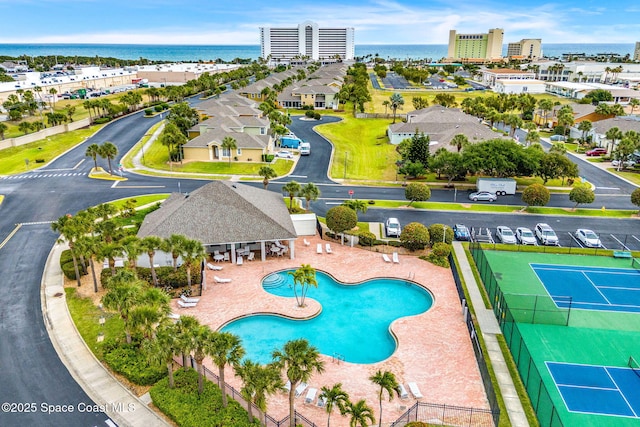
0 43 635 62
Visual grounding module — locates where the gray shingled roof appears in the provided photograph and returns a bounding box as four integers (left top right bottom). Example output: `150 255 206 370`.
184 130 269 149
593 116 640 134
137 181 297 244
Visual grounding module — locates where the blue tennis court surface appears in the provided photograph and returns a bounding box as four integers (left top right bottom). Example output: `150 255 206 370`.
531 263 640 313
547 361 640 418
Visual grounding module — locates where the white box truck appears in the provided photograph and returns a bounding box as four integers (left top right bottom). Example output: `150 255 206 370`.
476 178 516 196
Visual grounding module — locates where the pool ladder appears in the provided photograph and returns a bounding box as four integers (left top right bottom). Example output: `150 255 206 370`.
407 272 415 280
332 353 344 364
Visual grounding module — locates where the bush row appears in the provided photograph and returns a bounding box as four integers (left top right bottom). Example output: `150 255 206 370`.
103 342 166 385
60 249 87 280
100 265 202 289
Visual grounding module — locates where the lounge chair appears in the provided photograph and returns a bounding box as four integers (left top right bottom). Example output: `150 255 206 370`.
206 262 223 271
167 312 180 320
305 388 317 404
382 254 391 263
392 252 400 264
397 384 409 400
223 252 230 262
237 256 243 266
295 382 308 397
177 300 197 308
247 252 255 261
214 276 232 283
303 238 310 246
317 243 323 254
408 382 423 399
180 294 200 304
316 394 326 407
326 243 333 254
284 380 291 393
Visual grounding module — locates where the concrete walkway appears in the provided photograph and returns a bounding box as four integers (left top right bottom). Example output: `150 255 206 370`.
452 241 529 427
42 242 170 427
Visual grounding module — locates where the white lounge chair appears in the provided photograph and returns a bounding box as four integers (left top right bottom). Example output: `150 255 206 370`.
408 382 423 399
214 276 232 283
382 254 391 263
305 388 317 404
168 312 180 320
316 394 326 407
206 262 223 271
180 294 200 304
223 252 230 262
237 256 243 266
284 380 291 393
295 382 308 397
177 300 197 308
326 243 333 254
247 252 255 261
397 384 409 400
392 252 400 264
303 238 310 246
317 243 323 254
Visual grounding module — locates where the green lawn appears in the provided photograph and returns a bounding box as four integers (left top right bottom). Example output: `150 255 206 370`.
121 121 165 169
0 126 104 175
315 115 399 180
610 168 640 186
108 194 169 210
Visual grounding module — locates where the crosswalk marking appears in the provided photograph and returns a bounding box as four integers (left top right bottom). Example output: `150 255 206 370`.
1 172 88 180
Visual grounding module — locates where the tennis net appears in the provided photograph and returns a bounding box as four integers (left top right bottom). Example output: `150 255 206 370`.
628 356 640 380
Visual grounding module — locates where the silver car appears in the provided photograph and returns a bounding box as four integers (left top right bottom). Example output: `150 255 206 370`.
468 191 497 202
576 229 602 248
516 227 537 245
496 226 517 244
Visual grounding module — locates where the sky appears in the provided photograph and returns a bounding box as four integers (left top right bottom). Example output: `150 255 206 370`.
0 0 638 45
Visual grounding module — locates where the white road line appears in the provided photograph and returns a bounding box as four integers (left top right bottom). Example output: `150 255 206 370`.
0 224 22 250
595 186 620 190
289 175 308 178
610 234 630 251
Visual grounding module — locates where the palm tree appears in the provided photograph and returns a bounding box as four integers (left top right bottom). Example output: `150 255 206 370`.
369 370 398 427
287 264 318 308
48 87 57 109
258 165 278 189
320 383 350 427
101 277 142 344
190 324 215 395
236 360 284 423
140 236 164 286
144 322 178 389
344 399 376 427
389 93 404 124
629 98 640 115
99 242 124 276
299 182 321 210
272 339 326 427
605 126 623 154
75 235 101 293
382 100 390 114
181 238 205 288
159 122 186 162
164 234 187 271
221 136 237 166
98 141 118 175
174 315 200 370
0 123 8 140
282 180 301 210
578 120 593 144
129 288 170 340
209 331 245 407
120 235 143 270
51 214 85 287
342 199 367 214
85 143 101 171
450 134 469 152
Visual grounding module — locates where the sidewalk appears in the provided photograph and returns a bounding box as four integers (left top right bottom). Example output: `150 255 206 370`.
42 242 170 427
452 242 529 427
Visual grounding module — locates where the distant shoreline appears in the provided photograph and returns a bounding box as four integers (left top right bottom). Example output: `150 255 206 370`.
0 42 635 62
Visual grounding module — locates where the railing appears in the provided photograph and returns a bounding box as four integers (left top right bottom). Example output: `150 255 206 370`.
390 401 497 427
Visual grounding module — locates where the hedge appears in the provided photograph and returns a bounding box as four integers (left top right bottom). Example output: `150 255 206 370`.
100 265 201 289
104 343 166 385
150 369 260 427
60 249 87 280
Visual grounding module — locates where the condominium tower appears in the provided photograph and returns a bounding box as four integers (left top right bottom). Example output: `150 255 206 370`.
507 39 542 60
260 21 355 62
635 42 640 61
447 28 504 62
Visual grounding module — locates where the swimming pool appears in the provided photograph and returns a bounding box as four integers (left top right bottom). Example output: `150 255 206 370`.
221 270 433 364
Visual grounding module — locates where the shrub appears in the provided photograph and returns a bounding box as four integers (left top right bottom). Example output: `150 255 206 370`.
154 105 164 112
405 182 431 205
431 242 452 257
262 154 275 162
522 183 550 207
104 344 166 385
35 158 46 163
428 224 453 245
357 230 377 246
313 112 321 120
60 249 86 279
144 108 153 116
326 205 357 235
368 200 376 205
399 222 430 251
94 117 112 124
569 185 595 209
305 110 315 118
631 188 640 214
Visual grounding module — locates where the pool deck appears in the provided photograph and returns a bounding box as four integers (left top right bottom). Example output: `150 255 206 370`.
179 235 489 426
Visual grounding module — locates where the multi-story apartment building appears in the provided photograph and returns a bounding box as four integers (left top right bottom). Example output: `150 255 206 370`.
447 28 503 63
260 21 355 62
635 42 640 62
506 39 542 60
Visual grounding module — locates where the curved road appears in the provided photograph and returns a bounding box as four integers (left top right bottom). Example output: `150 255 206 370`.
0 108 637 425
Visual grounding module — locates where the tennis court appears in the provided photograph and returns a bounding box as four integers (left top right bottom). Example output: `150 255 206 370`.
546 360 640 418
531 263 640 313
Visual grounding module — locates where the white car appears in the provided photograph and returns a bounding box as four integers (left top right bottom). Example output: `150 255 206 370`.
275 150 294 159
576 229 602 248
535 223 559 246
385 218 401 238
515 227 537 245
611 159 636 168
496 226 517 244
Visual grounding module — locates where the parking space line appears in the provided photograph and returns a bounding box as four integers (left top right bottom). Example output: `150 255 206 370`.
610 234 630 251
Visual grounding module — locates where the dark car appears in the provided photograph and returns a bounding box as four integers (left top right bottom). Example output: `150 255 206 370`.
453 224 470 241
586 147 607 156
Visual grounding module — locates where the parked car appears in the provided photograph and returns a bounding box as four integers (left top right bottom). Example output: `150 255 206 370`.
275 150 294 159
453 224 470 241
535 223 559 246
496 226 517 244
515 227 537 245
611 159 636 168
575 229 602 248
468 191 497 202
549 135 566 141
385 218 401 238
586 147 607 157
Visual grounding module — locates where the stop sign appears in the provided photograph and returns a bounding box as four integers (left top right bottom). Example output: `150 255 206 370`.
348 190 354 195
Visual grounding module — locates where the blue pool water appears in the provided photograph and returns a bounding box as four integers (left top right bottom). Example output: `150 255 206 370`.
221 270 433 364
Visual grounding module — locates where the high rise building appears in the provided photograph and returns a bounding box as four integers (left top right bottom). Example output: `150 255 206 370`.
506 39 542 59
447 28 504 62
260 21 355 62
635 42 640 61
